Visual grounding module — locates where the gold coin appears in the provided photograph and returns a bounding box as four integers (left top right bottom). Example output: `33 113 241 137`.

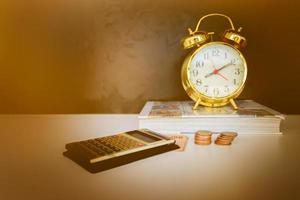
195 135 211 139
215 138 231 142
215 141 231 145
220 132 238 138
195 136 211 139
195 138 211 141
195 138 211 142
195 141 211 145
195 130 212 136
195 140 211 143
217 135 232 139
195 136 211 140
215 138 232 142
216 137 232 141
218 135 235 139
195 139 211 143
195 134 211 137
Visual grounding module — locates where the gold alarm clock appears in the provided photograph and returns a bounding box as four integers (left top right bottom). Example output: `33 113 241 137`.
181 13 247 110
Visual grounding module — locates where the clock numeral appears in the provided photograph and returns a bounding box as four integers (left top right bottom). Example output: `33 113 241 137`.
204 52 209 60
233 79 237 85
231 58 237 64
212 49 220 57
192 69 198 77
213 88 219 96
204 85 209 93
234 68 241 75
225 52 228 59
196 79 202 86
196 61 204 68
224 86 230 93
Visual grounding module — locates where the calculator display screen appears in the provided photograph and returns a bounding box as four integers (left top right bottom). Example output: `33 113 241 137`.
126 130 161 143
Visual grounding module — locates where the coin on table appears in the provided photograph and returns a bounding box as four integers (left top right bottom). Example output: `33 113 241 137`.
215 131 238 145
220 132 238 138
195 136 211 141
194 130 213 145
218 137 233 141
195 140 211 145
215 139 232 144
195 131 212 139
194 138 212 142
215 141 231 145
195 130 212 136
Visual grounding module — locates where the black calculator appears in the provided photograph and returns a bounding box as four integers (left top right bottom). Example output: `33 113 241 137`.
63 129 179 173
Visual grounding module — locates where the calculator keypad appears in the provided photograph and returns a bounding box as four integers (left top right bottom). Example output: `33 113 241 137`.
78 134 145 157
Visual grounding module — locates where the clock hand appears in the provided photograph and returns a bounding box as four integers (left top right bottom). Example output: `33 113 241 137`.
205 59 229 81
204 62 235 78
216 72 228 81
204 69 229 80
216 62 235 72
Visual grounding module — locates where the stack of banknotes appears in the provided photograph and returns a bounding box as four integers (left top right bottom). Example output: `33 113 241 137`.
138 100 284 134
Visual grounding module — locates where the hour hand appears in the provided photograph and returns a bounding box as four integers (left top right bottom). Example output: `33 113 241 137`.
204 62 235 78
204 71 214 78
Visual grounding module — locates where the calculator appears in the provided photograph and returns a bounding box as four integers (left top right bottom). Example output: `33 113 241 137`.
63 129 179 173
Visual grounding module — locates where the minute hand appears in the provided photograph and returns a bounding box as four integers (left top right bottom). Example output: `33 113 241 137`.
204 62 235 78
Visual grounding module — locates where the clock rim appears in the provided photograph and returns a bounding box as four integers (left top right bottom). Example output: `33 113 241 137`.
181 41 248 107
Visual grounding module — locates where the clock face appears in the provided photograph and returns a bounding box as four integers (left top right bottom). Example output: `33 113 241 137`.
188 43 247 99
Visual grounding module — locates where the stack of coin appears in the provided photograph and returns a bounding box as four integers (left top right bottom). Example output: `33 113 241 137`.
194 130 212 145
215 132 238 145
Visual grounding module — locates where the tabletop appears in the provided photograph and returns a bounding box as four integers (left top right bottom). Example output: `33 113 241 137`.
0 114 299 200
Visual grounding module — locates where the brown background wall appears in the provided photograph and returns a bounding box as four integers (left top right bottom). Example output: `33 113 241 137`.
0 0 299 114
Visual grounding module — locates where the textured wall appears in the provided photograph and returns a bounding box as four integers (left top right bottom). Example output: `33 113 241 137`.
0 0 299 113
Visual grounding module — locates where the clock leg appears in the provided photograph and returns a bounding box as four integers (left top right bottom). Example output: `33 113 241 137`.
193 98 202 110
229 99 238 110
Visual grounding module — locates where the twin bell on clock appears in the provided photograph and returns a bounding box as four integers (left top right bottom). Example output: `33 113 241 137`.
181 13 247 110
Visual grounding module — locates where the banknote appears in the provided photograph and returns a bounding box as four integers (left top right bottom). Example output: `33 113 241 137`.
148 101 276 117
149 102 182 117
168 134 188 151
236 108 274 116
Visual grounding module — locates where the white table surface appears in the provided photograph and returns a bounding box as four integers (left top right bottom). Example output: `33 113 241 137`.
0 114 299 200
